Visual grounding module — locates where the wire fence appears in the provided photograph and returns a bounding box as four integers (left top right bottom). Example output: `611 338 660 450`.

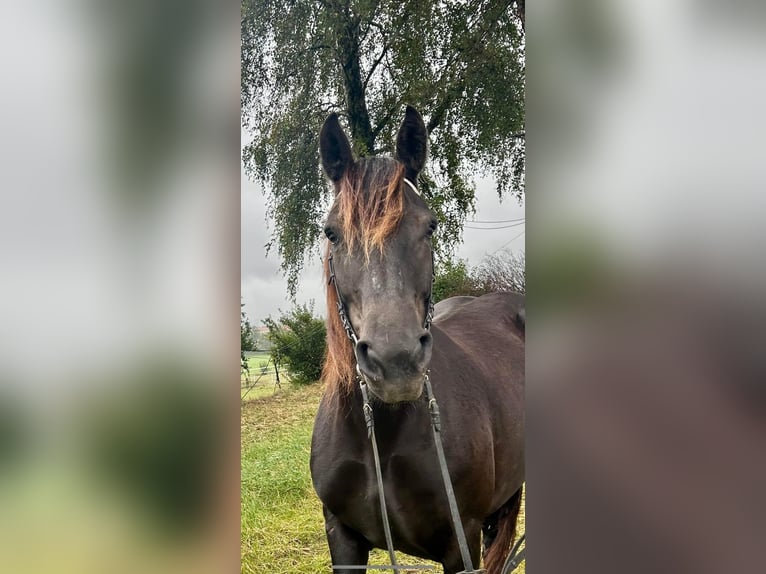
241 352 284 400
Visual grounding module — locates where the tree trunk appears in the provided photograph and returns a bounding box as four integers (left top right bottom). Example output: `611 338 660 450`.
336 14 375 155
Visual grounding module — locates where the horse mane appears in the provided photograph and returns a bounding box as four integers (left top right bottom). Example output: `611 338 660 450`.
322 158 405 396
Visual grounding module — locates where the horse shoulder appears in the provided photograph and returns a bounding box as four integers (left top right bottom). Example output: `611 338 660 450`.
310 394 370 512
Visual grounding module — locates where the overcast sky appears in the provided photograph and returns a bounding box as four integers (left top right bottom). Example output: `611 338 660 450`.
241 169 525 324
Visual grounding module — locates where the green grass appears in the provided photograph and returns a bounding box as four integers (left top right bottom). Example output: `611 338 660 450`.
241 384 328 573
241 384 525 573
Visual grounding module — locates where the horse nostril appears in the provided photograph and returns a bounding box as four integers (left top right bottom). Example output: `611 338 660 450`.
419 333 432 349
355 340 382 381
415 331 433 369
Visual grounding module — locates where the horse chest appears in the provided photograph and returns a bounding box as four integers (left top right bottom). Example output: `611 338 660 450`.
314 423 438 508
312 409 480 555
319 447 453 553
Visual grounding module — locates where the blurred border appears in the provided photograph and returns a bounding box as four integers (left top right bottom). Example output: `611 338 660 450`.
0 1 241 572
528 1 766 572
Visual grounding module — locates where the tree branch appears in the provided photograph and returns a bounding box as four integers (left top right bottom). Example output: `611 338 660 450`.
363 40 389 90
359 2 383 45
371 104 398 139
427 0 516 134
426 94 454 134
514 0 525 33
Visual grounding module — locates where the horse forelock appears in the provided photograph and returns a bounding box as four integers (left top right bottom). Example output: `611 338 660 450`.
336 158 405 262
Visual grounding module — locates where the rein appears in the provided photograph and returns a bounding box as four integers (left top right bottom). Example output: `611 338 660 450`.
326 178 481 574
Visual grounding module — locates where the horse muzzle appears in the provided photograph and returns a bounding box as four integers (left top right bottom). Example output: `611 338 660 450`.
362 373 426 403
355 331 432 403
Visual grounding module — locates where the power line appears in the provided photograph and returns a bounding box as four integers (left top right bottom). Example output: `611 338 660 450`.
466 217 525 224
464 221 526 230
490 229 526 255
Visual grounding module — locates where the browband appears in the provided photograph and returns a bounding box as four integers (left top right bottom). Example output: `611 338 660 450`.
402 177 420 196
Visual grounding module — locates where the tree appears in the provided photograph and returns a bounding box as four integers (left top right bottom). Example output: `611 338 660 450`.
263 303 327 386
241 0 525 296
474 250 525 294
241 301 256 372
432 258 481 303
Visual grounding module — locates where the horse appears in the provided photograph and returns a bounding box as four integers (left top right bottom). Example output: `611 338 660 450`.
310 106 525 574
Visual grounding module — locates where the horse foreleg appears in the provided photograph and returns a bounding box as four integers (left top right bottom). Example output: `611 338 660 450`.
323 506 372 574
441 520 483 574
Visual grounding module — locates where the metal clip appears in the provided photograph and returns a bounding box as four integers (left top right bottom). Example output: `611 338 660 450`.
363 403 374 439
423 372 441 432
428 398 441 432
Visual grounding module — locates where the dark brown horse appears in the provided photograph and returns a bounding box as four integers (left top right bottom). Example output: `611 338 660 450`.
310 106 525 574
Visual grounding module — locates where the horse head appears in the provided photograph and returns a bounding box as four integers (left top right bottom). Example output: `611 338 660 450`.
319 106 436 403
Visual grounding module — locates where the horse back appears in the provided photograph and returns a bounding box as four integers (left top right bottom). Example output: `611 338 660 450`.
433 292 525 377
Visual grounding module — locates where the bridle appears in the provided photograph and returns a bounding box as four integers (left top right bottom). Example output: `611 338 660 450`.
325 177 482 573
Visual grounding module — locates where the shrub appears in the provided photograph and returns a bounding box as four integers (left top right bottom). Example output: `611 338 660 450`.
432 259 483 303
263 303 326 386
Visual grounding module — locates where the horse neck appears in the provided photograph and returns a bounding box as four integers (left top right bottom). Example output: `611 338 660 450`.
330 383 428 448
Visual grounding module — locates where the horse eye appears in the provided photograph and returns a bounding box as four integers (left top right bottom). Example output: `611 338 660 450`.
325 226 339 244
425 220 438 238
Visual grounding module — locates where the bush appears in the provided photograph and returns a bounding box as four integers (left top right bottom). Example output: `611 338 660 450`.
433 252 525 303
474 251 525 294
241 301 256 371
263 303 326 386
432 259 483 303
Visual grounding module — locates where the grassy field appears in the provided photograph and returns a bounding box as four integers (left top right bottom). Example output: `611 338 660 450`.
241 383 525 573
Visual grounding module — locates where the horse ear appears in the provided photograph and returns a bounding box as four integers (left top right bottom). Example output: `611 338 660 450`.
320 113 353 183
395 105 428 180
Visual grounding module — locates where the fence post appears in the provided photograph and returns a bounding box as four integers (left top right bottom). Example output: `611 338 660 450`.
273 360 281 391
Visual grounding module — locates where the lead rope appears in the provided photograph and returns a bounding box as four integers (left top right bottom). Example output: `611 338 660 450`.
423 374 482 574
359 377 399 571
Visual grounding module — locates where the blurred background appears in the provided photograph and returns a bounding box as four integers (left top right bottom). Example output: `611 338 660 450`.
0 0 238 572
